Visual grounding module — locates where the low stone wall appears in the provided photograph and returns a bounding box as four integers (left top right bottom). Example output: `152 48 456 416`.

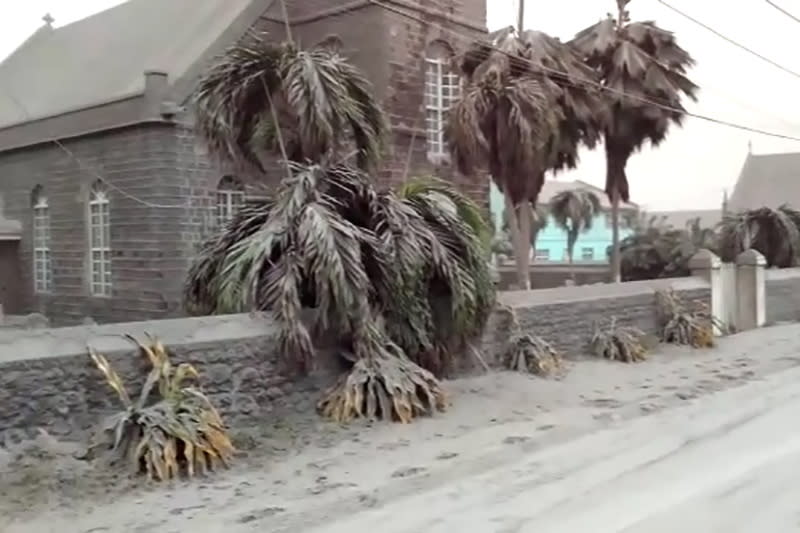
495 263 610 290
0 314 344 444
0 277 709 442
483 277 710 358
765 268 800 324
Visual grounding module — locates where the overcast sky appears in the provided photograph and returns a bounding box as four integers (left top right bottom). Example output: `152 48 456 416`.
2 0 800 211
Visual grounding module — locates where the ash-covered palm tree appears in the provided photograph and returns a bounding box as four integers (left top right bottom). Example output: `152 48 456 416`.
185 166 494 422
571 0 698 282
194 32 387 171
448 27 602 289
187 35 494 423
620 216 713 281
719 206 800 267
550 189 601 280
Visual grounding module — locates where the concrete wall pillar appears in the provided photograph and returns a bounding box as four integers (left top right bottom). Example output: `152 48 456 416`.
736 249 766 331
689 249 723 335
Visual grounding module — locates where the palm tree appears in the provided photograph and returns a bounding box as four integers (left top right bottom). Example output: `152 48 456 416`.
550 189 601 280
185 166 494 421
719 206 800 267
189 35 494 422
448 27 602 289
571 0 698 282
194 32 387 172
619 215 718 281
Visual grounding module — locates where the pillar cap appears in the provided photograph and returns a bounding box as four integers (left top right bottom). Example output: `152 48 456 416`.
689 249 721 270
736 248 766 266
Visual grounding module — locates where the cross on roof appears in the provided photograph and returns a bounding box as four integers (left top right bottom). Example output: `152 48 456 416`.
42 13 54 26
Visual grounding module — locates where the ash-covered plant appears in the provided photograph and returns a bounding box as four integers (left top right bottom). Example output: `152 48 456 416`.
656 289 722 348
497 304 562 376
190 32 493 424
502 335 562 376
185 165 494 423
590 317 647 363
88 336 234 481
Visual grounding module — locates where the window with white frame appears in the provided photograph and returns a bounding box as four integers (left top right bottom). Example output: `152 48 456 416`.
535 248 550 261
216 176 245 226
88 182 112 297
424 42 460 160
581 247 595 261
32 187 52 293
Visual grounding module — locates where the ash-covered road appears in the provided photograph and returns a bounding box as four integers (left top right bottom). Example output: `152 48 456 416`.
306 365 800 533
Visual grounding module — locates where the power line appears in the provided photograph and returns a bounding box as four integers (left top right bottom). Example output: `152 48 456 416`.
369 0 800 142
765 0 800 24
656 0 800 81
0 87 190 209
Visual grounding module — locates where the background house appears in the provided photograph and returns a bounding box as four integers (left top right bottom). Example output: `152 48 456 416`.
0 0 487 325
489 180 639 263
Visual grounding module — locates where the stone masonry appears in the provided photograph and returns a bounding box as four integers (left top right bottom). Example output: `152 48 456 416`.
0 277 711 443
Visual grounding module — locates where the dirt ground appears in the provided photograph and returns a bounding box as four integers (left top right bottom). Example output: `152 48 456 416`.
2 323 800 533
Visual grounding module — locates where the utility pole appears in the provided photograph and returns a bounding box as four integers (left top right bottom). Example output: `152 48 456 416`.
517 0 525 31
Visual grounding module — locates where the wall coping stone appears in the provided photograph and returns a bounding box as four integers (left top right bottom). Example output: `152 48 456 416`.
765 267 800 281
499 277 708 308
0 313 278 364
0 277 709 365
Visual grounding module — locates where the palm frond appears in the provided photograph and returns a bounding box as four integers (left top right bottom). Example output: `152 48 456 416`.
448 26 602 207
571 13 697 203
195 33 387 170
656 289 723 347
185 161 496 421
718 206 800 267
89 337 234 481
590 318 647 363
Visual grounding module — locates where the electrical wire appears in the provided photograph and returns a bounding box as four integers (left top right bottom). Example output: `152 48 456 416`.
765 0 800 24
656 0 800 81
0 87 190 209
369 0 800 142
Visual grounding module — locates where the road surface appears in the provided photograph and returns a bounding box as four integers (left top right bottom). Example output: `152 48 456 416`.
301 365 800 533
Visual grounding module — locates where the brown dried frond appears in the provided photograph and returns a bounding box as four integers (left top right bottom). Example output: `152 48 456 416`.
656 289 722 348
88 336 234 481
503 334 562 376
317 348 447 424
590 318 647 363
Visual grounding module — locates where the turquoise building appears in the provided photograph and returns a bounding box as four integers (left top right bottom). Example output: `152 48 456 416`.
489 180 638 263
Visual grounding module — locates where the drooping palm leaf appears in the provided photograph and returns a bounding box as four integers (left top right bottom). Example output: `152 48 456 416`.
184 163 495 421
89 337 234 481
718 205 800 267
195 33 387 171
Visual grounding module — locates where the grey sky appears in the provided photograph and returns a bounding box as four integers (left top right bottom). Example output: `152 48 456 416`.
1 0 799 210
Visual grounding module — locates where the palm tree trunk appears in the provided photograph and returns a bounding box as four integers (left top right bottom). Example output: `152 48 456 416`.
610 189 621 283
568 249 575 282
504 193 531 290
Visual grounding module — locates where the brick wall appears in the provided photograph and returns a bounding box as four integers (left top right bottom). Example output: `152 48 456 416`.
0 123 195 325
766 269 800 324
259 0 489 203
0 277 710 441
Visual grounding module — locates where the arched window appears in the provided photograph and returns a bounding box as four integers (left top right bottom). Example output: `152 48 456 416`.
31 185 52 293
216 176 245 226
88 181 111 297
424 41 460 161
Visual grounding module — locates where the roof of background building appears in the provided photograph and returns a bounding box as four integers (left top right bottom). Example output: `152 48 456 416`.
0 0 256 128
648 209 722 230
729 152 800 212
537 179 639 210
